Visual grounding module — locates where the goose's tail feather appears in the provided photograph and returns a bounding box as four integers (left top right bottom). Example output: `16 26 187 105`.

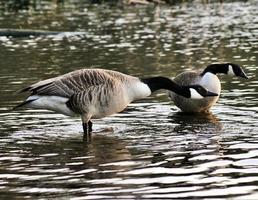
17 86 32 94
16 82 54 95
12 99 36 110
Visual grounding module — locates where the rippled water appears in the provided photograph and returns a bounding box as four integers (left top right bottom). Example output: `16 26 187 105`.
0 0 258 199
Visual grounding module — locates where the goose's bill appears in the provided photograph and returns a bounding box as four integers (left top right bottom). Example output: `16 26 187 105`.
206 91 219 97
240 71 249 79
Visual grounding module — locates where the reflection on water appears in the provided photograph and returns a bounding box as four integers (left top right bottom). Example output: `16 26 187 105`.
0 0 258 199
169 111 222 133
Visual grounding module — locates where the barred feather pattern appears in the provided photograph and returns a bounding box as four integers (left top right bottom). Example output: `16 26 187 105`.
21 69 142 118
26 69 122 96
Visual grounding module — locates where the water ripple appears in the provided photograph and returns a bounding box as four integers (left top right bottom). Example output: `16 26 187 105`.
0 0 258 199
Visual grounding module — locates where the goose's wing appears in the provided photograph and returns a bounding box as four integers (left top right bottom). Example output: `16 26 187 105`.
20 69 115 98
66 83 116 114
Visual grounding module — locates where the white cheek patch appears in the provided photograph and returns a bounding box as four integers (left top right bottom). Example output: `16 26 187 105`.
189 88 204 99
228 65 235 76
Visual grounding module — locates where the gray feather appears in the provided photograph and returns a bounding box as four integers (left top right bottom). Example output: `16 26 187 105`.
20 69 130 98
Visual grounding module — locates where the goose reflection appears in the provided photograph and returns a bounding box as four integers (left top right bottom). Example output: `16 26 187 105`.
82 133 133 164
169 110 223 133
147 111 225 168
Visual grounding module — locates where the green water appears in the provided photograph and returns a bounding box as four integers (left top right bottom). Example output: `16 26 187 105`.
0 1 258 199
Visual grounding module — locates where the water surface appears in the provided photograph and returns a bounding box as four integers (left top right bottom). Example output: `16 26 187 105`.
0 1 258 199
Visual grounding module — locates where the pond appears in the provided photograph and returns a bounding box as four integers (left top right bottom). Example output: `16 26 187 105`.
0 0 258 199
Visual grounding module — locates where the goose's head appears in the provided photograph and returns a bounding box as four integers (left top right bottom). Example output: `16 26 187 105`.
186 85 218 99
202 63 248 79
141 76 218 99
227 63 248 79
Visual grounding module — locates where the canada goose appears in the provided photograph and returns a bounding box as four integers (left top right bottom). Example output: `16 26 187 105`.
169 63 248 112
14 68 218 140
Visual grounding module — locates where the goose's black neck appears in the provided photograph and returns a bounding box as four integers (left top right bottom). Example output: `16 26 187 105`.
201 63 229 76
141 76 190 97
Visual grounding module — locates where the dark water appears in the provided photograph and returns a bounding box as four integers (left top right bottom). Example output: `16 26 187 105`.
0 0 258 199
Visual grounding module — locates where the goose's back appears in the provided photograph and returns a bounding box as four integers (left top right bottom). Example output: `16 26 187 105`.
173 71 202 86
24 69 128 97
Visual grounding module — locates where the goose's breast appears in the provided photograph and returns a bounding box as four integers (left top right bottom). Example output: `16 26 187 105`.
91 81 150 118
200 72 221 94
90 85 132 119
